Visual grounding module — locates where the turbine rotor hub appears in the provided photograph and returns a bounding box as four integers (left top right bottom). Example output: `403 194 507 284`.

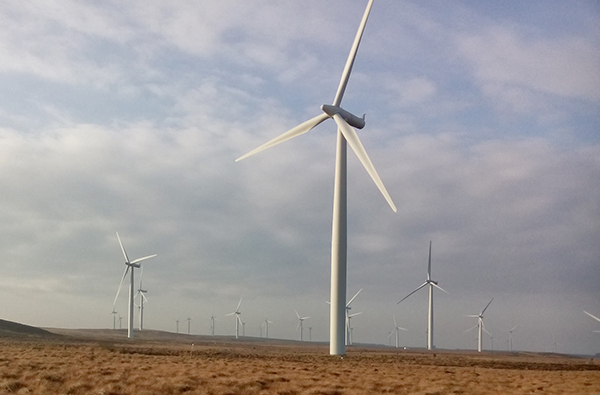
321 104 366 130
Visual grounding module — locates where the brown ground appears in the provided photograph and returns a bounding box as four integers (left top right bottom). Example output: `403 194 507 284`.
0 328 598 395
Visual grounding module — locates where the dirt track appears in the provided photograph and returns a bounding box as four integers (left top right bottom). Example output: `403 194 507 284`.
0 329 598 394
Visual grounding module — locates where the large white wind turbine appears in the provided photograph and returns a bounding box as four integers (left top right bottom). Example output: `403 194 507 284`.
134 267 148 331
345 289 362 346
397 241 447 350
236 0 395 356
113 232 157 339
226 298 243 339
465 298 494 352
296 310 310 342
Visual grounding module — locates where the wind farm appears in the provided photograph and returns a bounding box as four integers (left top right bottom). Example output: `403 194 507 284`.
1 0 599 393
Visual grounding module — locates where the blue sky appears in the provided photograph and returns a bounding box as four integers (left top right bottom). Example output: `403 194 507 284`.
0 0 599 355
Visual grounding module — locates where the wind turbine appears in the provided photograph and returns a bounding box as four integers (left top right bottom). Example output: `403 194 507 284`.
296 310 310 342
397 241 447 350
175 319 180 334
465 298 494 352
134 267 148 331
347 312 362 345
584 311 600 333
261 318 273 338
118 315 123 330
186 317 192 335
112 232 157 339
509 325 518 352
235 0 395 356
392 315 408 348
110 309 118 330
226 298 243 339
210 307 218 336
345 289 362 346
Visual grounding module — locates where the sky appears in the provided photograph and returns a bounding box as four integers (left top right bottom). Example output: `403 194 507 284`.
0 0 599 355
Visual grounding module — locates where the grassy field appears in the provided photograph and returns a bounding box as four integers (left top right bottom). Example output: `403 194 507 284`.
0 328 599 394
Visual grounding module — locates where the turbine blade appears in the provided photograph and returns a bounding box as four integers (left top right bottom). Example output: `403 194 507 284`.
481 298 494 315
236 113 329 162
510 325 518 332
349 312 363 318
427 241 432 280
398 327 408 331
483 327 492 337
397 282 428 304
463 325 478 334
116 232 130 263
113 266 129 307
295 310 300 319
432 283 449 294
130 254 157 265
141 293 148 303
302 316 310 320
347 288 363 307
465 314 479 318
225 312 235 316
333 114 396 212
332 0 375 106
584 311 600 322
236 297 243 312
393 315 398 327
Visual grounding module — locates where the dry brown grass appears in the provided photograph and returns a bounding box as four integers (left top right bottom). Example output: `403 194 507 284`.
0 334 598 395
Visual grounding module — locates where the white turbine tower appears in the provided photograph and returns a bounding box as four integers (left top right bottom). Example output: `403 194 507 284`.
347 312 362 346
508 325 518 352
226 298 243 339
296 310 310 342
210 306 218 336
134 267 148 331
397 241 447 350
345 289 362 346
392 315 408 348
584 311 600 333
465 298 494 352
186 317 192 335
113 232 156 339
236 0 395 356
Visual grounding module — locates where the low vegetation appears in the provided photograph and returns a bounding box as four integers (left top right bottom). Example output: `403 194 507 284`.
0 331 598 394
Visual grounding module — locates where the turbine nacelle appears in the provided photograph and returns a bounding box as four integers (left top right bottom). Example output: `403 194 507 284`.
321 104 365 130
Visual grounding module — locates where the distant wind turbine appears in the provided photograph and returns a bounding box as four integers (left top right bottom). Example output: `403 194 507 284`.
509 325 518 352
235 0 395 356
226 298 243 339
210 306 218 336
397 241 448 350
345 289 362 346
295 310 310 342
110 309 118 330
186 317 192 335
134 267 148 331
261 318 273 338
112 232 156 339
392 315 408 348
465 298 494 352
118 315 123 330
175 319 180 334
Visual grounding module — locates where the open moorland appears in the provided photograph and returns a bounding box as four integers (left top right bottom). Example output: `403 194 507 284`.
0 323 599 395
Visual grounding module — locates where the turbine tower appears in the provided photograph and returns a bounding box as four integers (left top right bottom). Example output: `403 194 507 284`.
465 298 494 352
236 0 395 356
397 241 447 350
226 298 243 339
296 310 310 342
113 232 156 339
186 317 192 335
